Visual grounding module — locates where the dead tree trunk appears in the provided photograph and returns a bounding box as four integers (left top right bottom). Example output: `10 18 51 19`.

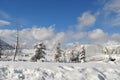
13 21 19 61
0 42 2 58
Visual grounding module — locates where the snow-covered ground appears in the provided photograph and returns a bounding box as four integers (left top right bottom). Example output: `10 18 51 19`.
0 42 120 80
0 54 120 80
0 61 120 80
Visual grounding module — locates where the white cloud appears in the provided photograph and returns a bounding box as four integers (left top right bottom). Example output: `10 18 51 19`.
48 32 65 48
53 32 65 43
0 29 16 45
77 12 96 29
88 29 108 42
0 20 10 26
71 33 85 40
87 28 120 43
104 0 120 13
20 28 33 40
103 0 120 27
0 25 67 48
31 27 54 40
111 33 120 42
1 26 119 48
0 11 11 19
20 26 55 48
67 31 86 40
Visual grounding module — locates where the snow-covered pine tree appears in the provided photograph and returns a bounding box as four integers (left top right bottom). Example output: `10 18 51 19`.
69 49 80 62
79 46 86 63
31 41 46 62
103 47 116 62
54 42 64 62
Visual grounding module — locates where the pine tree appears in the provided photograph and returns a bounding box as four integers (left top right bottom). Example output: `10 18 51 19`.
79 46 86 63
56 43 62 56
55 42 64 62
103 47 116 61
31 42 46 62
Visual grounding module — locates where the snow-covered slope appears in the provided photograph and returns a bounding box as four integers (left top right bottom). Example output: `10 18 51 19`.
0 39 14 50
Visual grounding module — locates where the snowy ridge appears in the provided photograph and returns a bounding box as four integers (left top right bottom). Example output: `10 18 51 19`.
0 61 120 80
0 39 14 50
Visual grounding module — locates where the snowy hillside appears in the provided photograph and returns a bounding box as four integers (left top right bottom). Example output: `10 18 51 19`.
0 39 14 50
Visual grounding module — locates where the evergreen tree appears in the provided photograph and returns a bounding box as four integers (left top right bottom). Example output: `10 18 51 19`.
56 43 62 56
31 41 46 62
55 42 64 62
79 46 86 63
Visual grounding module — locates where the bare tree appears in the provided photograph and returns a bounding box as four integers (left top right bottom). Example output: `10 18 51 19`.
0 41 2 58
13 20 19 61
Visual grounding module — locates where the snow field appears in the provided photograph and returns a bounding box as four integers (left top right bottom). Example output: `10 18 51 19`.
0 42 120 80
0 61 120 80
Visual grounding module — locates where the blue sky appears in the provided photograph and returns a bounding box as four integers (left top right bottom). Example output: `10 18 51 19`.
0 0 100 30
0 0 120 47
